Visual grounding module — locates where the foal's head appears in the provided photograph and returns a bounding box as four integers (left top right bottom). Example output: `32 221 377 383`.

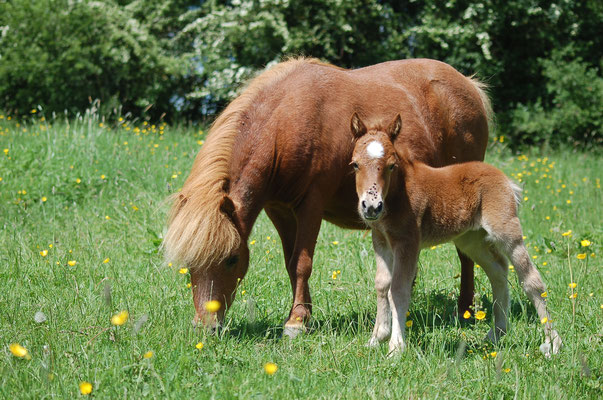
351 113 401 222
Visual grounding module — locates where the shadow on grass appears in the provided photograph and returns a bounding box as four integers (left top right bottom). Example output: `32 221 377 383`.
223 289 538 352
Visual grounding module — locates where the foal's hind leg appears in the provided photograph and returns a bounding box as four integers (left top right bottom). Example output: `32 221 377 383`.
455 232 510 342
368 229 393 346
503 233 562 356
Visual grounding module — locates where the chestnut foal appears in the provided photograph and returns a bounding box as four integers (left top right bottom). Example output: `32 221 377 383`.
351 113 561 357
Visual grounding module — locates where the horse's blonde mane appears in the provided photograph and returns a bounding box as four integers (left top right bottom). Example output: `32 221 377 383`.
163 57 331 269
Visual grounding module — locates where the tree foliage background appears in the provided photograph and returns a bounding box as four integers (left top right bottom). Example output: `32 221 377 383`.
0 0 601 146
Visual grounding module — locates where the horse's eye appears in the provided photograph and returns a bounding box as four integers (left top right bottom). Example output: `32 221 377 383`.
225 255 239 268
388 164 395 171
352 162 359 170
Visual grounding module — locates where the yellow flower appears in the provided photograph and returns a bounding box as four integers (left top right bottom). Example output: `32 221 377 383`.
186 283 191 288
503 368 511 373
204 300 221 313
566 200 571 204
332 241 339 245
171 174 178 179
79 381 92 395
569 293 577 299
332 271 338 280
31 109 37 114
40 250 48 257
76 178 81 184
250 240 256 245
100 174 106 179
9 343 29 359
580 240 591 247
103 258 110 263
540 317 548 324
132 205 138 211
475 311 486 320
143 351 153 359
540 291 547 298
463 310 471 319
562 230 572 237
197 140 204 145
179 268 188 274
568 282 577 289
405 320 413 328
105 215 110 220
264 362 278 375
41 196 47 202
195 342 204 350
67 260 77 266
111 310 129 326
430 245 437 250
577 253 586 260
490 351 497 358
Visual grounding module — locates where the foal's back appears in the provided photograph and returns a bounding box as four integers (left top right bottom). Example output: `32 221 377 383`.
406 161 520 245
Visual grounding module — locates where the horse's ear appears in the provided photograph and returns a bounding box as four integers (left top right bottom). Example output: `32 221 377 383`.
388 114 402 141
351 113 367 139
219 195 235 219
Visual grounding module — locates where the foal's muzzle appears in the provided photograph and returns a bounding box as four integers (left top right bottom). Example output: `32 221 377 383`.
361 199 384 221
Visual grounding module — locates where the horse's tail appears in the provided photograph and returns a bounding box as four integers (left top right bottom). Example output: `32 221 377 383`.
508 179 523 208
467 75 494 130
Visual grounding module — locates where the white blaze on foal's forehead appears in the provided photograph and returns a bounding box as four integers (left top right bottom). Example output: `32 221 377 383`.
366 141 384 159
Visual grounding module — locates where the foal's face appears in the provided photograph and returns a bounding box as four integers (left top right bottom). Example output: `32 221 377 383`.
352 131 398 222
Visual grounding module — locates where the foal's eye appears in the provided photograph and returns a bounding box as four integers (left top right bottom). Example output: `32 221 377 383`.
225 255 239 268
388 164 395 171
352 162 359 170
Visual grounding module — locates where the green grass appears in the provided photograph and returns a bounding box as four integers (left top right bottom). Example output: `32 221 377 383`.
0 112 601 398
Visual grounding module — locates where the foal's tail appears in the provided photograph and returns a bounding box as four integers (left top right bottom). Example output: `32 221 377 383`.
508 179 523 208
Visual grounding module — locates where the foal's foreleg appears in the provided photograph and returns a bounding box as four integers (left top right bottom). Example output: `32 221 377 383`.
508 242 562 357
368 230 393 346
387 243 419 356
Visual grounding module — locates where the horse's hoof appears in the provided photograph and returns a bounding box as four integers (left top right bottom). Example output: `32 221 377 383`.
282 324 305 339
367 337 380 347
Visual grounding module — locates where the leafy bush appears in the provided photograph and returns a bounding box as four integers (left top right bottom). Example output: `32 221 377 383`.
511 47 602 147
0 0 188 118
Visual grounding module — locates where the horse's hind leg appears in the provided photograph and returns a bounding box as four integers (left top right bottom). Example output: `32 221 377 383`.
368 229 393 346
455 232 510 342
456 247 475 315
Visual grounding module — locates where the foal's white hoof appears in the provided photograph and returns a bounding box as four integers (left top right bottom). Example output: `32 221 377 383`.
387 338 406 357
367 336 380 347
540 331 562 358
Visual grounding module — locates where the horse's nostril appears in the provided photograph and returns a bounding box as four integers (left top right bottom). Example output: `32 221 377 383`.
362 200 367 209
376 201 383 212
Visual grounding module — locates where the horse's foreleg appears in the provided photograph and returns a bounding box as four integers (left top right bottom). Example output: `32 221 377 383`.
456 247 475 315
368 229 393 346
388 243 419 356
265 205 297 285
282 195 324 338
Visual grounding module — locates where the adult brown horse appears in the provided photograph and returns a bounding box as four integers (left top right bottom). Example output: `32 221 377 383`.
163 57 491 335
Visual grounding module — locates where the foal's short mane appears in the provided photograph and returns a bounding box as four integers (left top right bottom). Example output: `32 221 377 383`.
163 57 334 269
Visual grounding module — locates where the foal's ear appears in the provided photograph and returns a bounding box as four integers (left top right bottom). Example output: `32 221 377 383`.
219 195 236 219
387 114 402 141
351 113 367 139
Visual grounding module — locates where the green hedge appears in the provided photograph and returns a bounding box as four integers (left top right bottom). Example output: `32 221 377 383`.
0 0 601 146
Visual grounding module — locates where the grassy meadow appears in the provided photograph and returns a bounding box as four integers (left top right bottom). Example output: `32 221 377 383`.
0 111 601 398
